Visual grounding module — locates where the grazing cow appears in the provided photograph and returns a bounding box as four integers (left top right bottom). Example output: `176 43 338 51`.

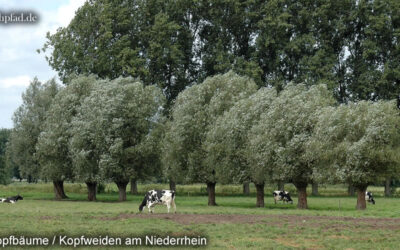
139 190 176 213
273 190 293 204
0 195 23 204
365 191 375 205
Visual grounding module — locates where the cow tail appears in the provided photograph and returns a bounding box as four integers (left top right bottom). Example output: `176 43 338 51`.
139 193 148 211
172 190 175 200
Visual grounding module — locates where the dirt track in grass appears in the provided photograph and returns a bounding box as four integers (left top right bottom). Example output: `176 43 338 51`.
93 213 400 231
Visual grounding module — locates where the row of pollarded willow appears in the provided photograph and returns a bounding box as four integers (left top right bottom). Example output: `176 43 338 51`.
8 72 400 209
165 72 400 210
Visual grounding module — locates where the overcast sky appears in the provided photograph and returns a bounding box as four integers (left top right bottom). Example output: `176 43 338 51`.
0 0 86 129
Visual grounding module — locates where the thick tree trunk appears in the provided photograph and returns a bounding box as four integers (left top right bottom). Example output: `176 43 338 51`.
255 183 265 207
312 182 319 196
169 179 176 191
348 185 355 196
356 186 367 210
243 182 250 195
86 182 97 201
130 178 138 195
207 182 217 206
295 183 308 209
384 178 392 197
277 181 284 190
116 181 129 201
53 180 68 199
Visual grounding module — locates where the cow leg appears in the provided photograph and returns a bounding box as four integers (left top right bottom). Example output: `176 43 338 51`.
172 200 176 214
167 203 171 213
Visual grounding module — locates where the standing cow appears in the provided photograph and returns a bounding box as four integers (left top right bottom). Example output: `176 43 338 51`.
139 190 176 213
273 190 293 204
365 191 375 205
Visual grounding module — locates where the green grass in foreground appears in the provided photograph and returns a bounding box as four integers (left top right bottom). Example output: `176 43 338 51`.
0 183 399 249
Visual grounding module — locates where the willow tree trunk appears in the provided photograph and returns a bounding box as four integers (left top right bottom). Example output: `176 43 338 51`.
53 180 68 199
384 178 391 197
277 181 284 190
348 185 355 196
207 182 217 206
356 186 367 210
295 183 308 209
243 182 250 195
116 181 129 201
169 179 176 191
86 182 97 201
312 182 319 196
130 178 138 195
255 183 265 207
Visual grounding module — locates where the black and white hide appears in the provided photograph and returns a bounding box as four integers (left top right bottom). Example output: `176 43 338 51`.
273 190 293 204
0 195 23 204
139 190 176 213
365 191 375 205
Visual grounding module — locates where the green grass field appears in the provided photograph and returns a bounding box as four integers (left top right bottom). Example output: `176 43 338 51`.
0 182 399 249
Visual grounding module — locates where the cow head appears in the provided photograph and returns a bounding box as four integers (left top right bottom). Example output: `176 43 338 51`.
284 192 293 204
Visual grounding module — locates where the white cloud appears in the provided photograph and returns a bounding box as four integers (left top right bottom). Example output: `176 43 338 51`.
0 75 31 89
55 0 86 29
0 0 86 128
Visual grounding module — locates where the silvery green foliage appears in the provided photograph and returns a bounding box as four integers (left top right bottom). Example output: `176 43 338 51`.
36 75 99 181
205 87 277 184
70 77 165 183
312 100 400 186
248 84 335 185
163 71 258 184
9 78 60 181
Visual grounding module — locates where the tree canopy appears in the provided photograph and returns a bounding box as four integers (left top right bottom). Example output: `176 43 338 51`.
43 0 400 106
0 129 12 184
248 84 335 209
36 75 99 198
311 100 400 209
163 71 257 205
70 77 165 201
7 78 60 182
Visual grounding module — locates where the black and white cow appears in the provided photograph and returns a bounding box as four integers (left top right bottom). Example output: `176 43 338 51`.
365 191 375 205
139 190 176 213
0 195 23 204
273 190 293 204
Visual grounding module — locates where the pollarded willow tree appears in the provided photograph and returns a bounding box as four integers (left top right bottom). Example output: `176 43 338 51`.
36 75 100 199
8 78 60 183
163 71 258 205
248 84 335 209
70 77 165 201
205 87 277 207
311 101 400 210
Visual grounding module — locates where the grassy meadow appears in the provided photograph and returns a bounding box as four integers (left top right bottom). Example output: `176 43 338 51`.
0 182 399 249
